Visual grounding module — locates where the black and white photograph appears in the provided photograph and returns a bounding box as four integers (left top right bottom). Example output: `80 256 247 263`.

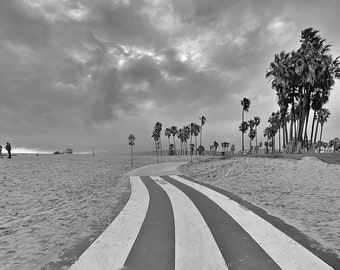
1 0 340 269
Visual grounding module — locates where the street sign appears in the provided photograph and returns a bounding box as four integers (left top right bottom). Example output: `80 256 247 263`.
128 134 135 167
128 134 136 142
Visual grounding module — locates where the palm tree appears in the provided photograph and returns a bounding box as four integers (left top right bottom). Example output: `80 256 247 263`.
184 125 190 155
254 116 261 147
239 121 249 152
248 129 256 153
177 128 184 155
241 98 251 151
266 27 340 152
164 128 172 154
170 126 178 155
199 116 206 154
310 89 324 144
318 108 330 152
155 122 162 155
152 122 162 160
248 119 255 153
263 126 276 154
192 123 200 155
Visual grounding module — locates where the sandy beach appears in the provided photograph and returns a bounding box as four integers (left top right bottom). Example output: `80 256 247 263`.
0 154 193 270
1 153 339 269
179 155 340 258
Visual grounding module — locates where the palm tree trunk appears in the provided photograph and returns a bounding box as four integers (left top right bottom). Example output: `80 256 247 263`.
159 137 163 156
318 124 324 153
284 121 288 148
298 93 305 148
314 113 320 143
303 90 311 150
242 110 244 151
255 126 258 147
190 134 193 155
310 110 317 145
172 136 177 155
195 136 198 155
154 141 159 162
200 126 203 155
279 127 281 153
290 108 294 142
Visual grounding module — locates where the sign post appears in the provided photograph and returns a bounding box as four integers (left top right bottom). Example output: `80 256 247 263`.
128 134 135 167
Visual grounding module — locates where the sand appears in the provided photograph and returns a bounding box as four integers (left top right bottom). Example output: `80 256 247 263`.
0 154 193 270
179 155 340 258
1 153 339 269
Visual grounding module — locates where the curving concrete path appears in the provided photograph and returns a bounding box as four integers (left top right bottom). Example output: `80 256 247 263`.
70 162 339 270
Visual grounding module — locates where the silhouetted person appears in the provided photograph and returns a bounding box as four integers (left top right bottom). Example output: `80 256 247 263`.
5 142 11 158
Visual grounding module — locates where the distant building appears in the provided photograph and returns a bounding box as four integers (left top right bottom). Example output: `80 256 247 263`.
65 148 73 154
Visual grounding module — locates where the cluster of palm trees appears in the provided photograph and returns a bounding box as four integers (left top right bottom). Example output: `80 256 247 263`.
265 27 340 153
239 98 261 153
151 122 163 157
153 116 207 156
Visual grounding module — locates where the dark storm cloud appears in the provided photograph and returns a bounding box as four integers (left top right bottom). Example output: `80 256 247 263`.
84 0 168 48
89 67 137 122
1 0 340 152
121 56 163 86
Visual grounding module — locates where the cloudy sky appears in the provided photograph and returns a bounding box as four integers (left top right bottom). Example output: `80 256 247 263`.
1 0 340 154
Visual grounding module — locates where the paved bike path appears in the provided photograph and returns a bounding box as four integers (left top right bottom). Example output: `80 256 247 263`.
70 162 339 270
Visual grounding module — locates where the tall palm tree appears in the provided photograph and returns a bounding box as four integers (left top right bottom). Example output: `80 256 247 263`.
248 129 256 153
248 119 255 153
152 122 162 159
199 116 206 154
170 126 178 155
310 89 323 144
164 127 172 155
155 122 162 155
177 128 184 155
318 108 330 147
184 125 190 155
239 121 249 152
241 98 251 151
192 123 200 155
254 116 261 147
266 27 340 152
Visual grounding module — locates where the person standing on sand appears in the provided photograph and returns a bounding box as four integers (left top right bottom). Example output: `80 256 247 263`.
5 142 11 158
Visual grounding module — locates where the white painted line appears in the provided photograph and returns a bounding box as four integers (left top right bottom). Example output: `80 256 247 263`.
151 176 228 270
70 176 149 270
171 175 334 270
